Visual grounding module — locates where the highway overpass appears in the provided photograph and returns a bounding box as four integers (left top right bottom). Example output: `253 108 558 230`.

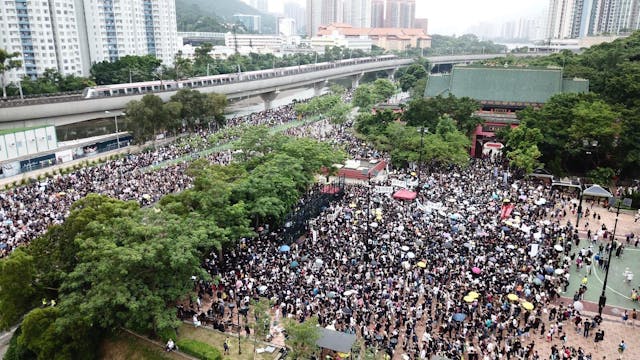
0 53 545 129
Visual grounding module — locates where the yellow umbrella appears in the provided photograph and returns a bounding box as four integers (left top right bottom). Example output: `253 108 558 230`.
349 203 357 208
463 295 475 303
522 302 534 311
507 293 519 301
337 352 351 358
416 261 427 268
467 291 480 299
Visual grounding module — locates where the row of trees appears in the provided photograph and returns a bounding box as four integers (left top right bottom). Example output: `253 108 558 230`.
1 127 344 359
294 87 353 124
355 109 472 168
426 34 507 56
352 78 399 110
495 31 640 179
123 89 227 143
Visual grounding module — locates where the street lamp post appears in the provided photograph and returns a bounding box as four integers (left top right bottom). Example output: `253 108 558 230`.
598 197 632 316
105 111 125 149
236 298 242 355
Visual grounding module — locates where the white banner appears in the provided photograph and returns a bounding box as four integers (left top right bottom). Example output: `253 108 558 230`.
529 243 539 257
55 149 74 163
374 186 394 194
391 179 407 188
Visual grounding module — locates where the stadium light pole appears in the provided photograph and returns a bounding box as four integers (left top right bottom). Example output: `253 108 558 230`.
105 111 125 149
598 197 632 316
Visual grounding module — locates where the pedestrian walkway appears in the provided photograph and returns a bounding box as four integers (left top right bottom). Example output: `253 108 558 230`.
530 311 640 360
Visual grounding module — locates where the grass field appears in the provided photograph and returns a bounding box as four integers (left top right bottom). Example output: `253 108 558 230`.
177 324 281 360
99 331 185 360
99 325 281 360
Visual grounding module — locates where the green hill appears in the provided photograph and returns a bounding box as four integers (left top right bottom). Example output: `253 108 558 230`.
176 0 276 34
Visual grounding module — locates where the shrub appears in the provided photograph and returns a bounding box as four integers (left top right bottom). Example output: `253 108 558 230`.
157 327 177 342
175 339 223 360
4 326 36 360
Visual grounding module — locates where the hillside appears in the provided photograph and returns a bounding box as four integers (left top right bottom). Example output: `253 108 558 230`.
176 0 276 33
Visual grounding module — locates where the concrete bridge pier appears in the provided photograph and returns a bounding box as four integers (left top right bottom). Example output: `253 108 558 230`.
260 91 278 110
386 68 398 80
313 80 327 96
350 73 364 88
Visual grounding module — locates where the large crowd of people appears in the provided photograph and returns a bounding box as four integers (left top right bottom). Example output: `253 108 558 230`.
194 119 621 360
1 89 635 359
0 99 318 257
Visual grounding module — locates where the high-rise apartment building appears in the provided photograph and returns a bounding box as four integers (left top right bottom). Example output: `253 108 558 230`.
307 0 373 36
278 17 296 36
343 0 372 28
0 0 84 81
79 0 178 68
1 0 178 82
371 0 385 27
384 0 414 28
306 0 340 36
546 0 640 39
284 1 306 34
546 0 576 39
234 14 262 32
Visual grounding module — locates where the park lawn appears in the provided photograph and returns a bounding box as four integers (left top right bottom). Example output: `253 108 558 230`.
177 324 280 360
99 331 185 360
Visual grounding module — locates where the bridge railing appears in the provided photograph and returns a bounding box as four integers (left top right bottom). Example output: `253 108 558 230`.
0 91 83 108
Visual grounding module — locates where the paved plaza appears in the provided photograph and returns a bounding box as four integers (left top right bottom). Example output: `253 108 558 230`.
563 202 640 312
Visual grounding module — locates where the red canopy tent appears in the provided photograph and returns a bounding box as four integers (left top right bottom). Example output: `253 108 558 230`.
321 185 341 194
393 189 417 200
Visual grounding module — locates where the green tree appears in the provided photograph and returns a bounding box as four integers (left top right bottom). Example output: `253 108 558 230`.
170 89 227 130
90 55 162 85
251 298 272 356
352 84 375 109
124 94 169 143
371 78 396 102
283 317 321 359
0 49 22 98
0 249 36 329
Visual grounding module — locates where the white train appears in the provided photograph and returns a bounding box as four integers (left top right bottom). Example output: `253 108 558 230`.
82 55 398 98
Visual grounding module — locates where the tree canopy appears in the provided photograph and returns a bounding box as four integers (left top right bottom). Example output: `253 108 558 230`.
0 124 344 358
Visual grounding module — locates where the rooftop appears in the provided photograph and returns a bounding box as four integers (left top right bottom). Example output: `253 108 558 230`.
425 64 588 105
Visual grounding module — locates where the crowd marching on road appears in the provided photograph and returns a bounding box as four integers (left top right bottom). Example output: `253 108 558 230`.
0 100 313 257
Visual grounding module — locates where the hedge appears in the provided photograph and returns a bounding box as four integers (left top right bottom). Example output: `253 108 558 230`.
175 339 223 360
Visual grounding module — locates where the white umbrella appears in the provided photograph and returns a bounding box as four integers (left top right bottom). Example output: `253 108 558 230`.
406 252 416 259
554 244 564 252
370 222 379 228
535 198 547 205
555 269 564 275
401 245 410 251
573 301 584 311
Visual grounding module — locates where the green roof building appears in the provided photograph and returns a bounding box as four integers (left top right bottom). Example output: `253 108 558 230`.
424 64 589 108
424 64 589 158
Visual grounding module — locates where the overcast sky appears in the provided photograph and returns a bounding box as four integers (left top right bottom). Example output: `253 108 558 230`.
416 0 547 35
268 0 547 35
